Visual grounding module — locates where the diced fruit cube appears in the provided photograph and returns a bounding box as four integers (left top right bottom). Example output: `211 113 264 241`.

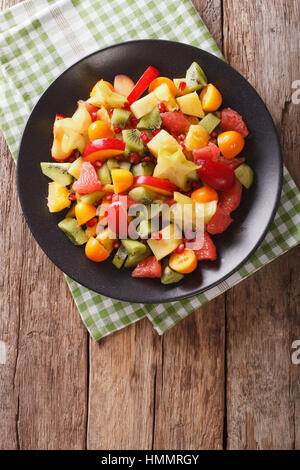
111 109 131 128
68 156 83 179
161 264 184 284
153 83 178 111
160 111 190 133
176 92 205 118
132 256 162 278
113 74 135 97
75 201 97 225
185 124 210 150
96 228 116 254
199 113 221 134
87 80 127 108
137 107 161 130
147 129 180 157
147 224 182 260
47 182 71 212
234 164 254 189
111 169 133 194
130 92 158 119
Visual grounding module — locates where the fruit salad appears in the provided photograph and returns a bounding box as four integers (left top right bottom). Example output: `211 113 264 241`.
41 62 253 284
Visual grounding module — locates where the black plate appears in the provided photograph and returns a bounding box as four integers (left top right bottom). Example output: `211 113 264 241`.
17 40 282 303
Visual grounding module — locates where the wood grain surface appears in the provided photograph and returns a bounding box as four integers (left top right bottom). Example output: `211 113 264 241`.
0 0 299 450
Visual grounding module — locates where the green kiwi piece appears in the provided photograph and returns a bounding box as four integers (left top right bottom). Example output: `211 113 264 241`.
111 109 131 128
58 218 87 245
137 107 162 130
122 129 144 155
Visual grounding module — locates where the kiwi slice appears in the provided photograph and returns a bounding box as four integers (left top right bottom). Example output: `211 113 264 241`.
40 162 72 186
132 162 155 177
58 218 87 245
186 61 207 88
137 107 162 130
199 113 220 134
80 190 104 205
122 129 144 155
235 164 254 189
128 187 157 205
161 264 184 285
112 245 128 269
97 162 112 185
121 239 147 255
111 109 131 128
124 247 151 268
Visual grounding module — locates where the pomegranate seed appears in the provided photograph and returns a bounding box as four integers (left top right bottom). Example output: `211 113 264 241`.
105 193 112 201
211 131 218 138
109 109 114 116
123 102 130 109
140 131 150 142
114 126 121 134
86 217 98 227
113 241 121 249
116 155 124 161
142 156 152 162
91 111 98 122
68 156 76 163
129 152 140 164
175 243 185 254
152 129 160 136
178 81 186 93
178 133 186 141
94 160 103 168
185 191 192 197
152 232 162 240
68 193 76 201
131 118 139 127
158 102 167 113
171 131 178 140
180 142 186 151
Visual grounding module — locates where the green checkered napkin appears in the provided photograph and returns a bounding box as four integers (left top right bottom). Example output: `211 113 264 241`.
1 0 299 340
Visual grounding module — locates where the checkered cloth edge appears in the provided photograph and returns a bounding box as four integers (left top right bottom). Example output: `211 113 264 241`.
1 0 299 339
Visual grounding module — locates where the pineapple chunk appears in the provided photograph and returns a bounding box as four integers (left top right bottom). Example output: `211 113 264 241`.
147 129 180 157
130 92 158 119
87 80 127 108
185 124 210 150
68 157 83 179
96 227 116 254
97 106 111 125
72 102 92 138
47 182 71 213
61 129 86 154
147 224 182 260
176 92 205 118
153 83 178 111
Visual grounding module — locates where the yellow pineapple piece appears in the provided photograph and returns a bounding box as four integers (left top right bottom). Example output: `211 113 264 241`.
153 83 178 111
130 92 158 119
96 228 116 254
185 124 210 150
176 92 205 118
147 129 180 158
68 156 83 179
87 80 127 108
47 182 71 213
97 106 111 125
147 224 182 260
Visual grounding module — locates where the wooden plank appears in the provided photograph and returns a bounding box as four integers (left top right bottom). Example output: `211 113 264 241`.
0 132 89 449
87 319 158 450
223 0 300 449
0 0 88 450
153 298 225 449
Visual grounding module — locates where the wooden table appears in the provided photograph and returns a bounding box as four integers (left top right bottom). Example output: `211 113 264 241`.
0 0 299 450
